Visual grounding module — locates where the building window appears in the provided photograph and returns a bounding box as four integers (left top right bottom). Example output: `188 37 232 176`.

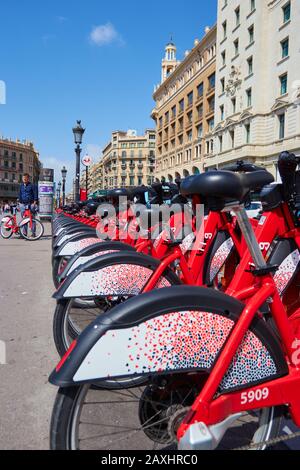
197 104 203 119
230 130 235 148
235 6 240 27
197 124 203 138
283 2 291 23
208 96 215 113
171 105 176 118
245 124 251 143
281 38 289 58
219 135 223 152
220 105 225 121
197 82 204 98
221 78 225 93
208 73 215 90
248 26 254 44
279 114 285 139
208 118 215 132
187 130 193 142
247 56 253 75
232 97 237 114
246 88 252 107
187 91 194 106
280 73 288 95
179 99 185 113
234 39 239 56
159 117 163 128
221 51 226 66
222 21 227 39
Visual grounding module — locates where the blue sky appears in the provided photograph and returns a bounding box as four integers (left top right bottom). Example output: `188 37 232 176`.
0 0 217 191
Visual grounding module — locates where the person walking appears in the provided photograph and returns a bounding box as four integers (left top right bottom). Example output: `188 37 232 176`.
19 173 38 237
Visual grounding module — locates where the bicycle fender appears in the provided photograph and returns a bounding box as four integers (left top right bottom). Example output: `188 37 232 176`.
268 238 300 296
53 252 181 299
1 216 12 224
59 241 136 282
54 235 100 258
54 228 96 249
203 230 234 285
19 217 31 227
49 286 288 391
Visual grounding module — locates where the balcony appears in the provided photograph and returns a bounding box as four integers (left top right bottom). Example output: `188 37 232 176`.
195 113 203 124
129 164 135 170
121 164 127 170
206 108 215 118
195 94 204 103
207 85 215 97
138 163 143 170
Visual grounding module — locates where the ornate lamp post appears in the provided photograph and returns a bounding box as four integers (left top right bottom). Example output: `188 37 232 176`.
72 120 85 202
61 166 67 207
57 181 62 208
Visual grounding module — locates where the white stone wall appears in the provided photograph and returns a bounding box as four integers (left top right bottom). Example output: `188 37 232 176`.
210 0 300 176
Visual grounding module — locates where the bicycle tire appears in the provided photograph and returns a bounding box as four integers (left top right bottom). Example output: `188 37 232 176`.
0 218 14 239
20 219 44 241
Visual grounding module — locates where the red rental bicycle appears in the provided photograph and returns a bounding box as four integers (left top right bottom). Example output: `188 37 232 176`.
0 205 44 241
49 156 300 450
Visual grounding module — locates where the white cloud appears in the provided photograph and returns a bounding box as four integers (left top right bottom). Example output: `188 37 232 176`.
57 16 68 23
89 23 124 47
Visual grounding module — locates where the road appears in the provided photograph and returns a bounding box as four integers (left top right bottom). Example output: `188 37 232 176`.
0 222 57 450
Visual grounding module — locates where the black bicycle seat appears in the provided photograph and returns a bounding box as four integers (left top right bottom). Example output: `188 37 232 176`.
181 170 274 202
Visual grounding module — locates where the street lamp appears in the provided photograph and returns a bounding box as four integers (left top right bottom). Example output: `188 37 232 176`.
72 120 85 202
61 166 67 207
57 181 62 208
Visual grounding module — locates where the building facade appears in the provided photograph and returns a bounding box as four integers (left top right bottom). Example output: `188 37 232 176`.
100 129 156 190
0 138 40 202
210 0 300 178
152 26 217 182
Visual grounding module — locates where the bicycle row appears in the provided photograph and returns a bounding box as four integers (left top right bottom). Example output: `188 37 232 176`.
48 152 300 450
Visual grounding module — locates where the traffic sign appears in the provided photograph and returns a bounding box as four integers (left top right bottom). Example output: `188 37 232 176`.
82 155 93 167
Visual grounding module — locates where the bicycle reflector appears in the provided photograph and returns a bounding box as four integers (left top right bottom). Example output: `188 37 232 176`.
56 340 77 372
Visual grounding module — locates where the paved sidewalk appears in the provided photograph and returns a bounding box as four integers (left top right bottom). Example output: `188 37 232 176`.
0 223 58 450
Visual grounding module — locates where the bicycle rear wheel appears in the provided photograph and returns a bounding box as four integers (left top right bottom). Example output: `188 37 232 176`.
50 383 283 450
20 219 44 241
0 218 14 239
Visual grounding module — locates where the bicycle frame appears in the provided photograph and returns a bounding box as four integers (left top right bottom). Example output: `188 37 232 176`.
177 205 300 447
2 208 34 234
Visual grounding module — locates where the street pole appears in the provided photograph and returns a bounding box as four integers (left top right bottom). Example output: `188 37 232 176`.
86 166 88 199
62 178 66 206
75 144 81 203
73 121 85 204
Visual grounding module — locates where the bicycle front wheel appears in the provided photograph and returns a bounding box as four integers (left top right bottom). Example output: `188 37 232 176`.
20 219 44 241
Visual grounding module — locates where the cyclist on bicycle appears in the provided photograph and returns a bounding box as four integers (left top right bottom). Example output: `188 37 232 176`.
19 173 38 237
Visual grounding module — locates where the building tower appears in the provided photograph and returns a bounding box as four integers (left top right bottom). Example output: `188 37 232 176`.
161 41 180 83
